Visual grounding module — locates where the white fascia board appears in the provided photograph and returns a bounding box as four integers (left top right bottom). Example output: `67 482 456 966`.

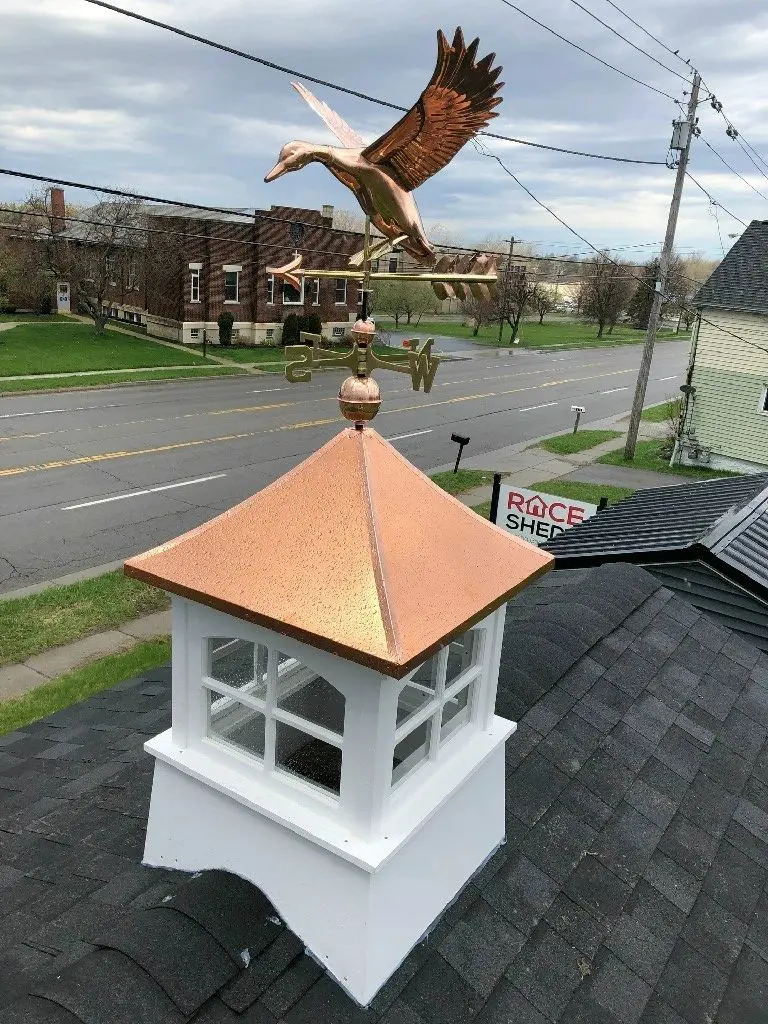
189 262 203 270
223 264 243 272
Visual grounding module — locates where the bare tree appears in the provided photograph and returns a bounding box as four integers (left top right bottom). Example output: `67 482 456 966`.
461 292 497 336
531 284 557 325
25 189 145 334
501 267 539 343
579 253 634 337
332 209 368 233
372 279 438 327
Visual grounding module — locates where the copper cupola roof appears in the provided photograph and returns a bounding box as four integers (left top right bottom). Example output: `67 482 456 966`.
124 428 553 678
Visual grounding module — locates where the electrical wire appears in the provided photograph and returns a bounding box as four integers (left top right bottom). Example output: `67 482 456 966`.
601 0 692 66
79 0 666 165
563 0 691 82
476 139 768 353
700 138 768 203
495 0 678 100
685 174 748 227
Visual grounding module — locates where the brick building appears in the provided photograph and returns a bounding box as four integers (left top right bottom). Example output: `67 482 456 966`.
143 204 364 345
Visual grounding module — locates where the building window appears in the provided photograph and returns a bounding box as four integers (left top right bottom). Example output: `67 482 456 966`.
190 268 200 303
372 260 380 273
282 279 304 305
388 256 398 273
190 328 200 339
392 627 483 788
761 387 768 414
311 279 320 306
335 279 347 305
266 328 274 340
357 283 364 306
332 327 345 338
266 274 275 305
203 639 346 798
224 271 239 303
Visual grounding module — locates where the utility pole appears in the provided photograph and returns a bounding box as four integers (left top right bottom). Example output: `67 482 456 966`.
497 236 515 344
624 71 701 460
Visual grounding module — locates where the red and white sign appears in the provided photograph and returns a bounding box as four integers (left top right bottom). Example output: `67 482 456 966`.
495 485 597 546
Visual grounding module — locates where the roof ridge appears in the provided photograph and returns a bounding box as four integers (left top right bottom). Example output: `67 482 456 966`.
357 431 403 665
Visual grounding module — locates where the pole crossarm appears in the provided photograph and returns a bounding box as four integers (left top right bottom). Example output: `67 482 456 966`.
285 332 440 393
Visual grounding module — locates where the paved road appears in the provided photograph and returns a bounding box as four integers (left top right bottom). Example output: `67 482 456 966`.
0 340 688 592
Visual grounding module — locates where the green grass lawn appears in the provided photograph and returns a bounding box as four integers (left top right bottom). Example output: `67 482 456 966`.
597 439 737 479
382 319 688 350
0 313 77 323
0 638 171 735
0 571 170 667
0 365 246 393
430 469 501 495
539 429 622 455
531 478 637 505
0 322 217 375
641 399 681 423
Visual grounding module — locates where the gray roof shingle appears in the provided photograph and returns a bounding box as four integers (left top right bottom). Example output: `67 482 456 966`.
1 563 767 1023
694 219 768 314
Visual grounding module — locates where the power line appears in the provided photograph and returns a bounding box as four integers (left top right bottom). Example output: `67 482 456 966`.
601 0 692 66
79 0 665 166
685 174 748 227
496 0 678 100
563 0 691 81
477 139 768 356
700 138 768 203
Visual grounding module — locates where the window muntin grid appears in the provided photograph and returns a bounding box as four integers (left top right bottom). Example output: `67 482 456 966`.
202 640 345 800
391 627 484 788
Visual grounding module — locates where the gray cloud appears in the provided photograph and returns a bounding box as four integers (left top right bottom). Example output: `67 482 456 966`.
0 0 766 257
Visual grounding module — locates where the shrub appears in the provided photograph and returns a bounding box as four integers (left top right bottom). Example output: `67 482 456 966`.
282 313 300 347
37 293 54 315
299 313 323 338
217 310 235 346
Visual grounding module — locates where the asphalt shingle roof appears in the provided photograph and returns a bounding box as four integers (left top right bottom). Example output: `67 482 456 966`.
1 563 767 1023
694 219 768 315
543 473 768 565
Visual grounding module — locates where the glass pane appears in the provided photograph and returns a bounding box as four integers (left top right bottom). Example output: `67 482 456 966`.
275 721 341 795
275 662 346 736
392 719 431 786
441 683 474 743
208 690 266 759
207 638 267 698
446 630 481 686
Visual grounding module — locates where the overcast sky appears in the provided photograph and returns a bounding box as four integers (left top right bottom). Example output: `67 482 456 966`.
1 0 767 259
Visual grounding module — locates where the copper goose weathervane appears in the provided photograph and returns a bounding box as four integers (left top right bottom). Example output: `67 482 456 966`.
264 27 504 424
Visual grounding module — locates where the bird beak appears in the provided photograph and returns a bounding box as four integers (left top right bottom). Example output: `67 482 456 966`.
264 161 288 183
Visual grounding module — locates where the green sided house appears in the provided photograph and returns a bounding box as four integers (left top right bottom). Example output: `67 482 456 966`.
679 220 768 472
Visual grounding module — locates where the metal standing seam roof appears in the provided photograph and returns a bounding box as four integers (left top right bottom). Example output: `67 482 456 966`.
125 427 553 679
543 473 768 566
694 219 768 315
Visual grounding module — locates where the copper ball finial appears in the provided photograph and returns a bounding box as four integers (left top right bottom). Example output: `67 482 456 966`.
339 375 381 426
351 318 376 342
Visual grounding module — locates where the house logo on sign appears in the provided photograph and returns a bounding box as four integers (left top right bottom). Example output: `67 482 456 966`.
495 485 598 546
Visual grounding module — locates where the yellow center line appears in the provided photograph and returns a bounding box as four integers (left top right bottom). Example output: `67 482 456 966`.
0 367 633 479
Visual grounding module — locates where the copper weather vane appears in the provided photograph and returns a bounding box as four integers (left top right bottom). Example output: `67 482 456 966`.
264 27 505 428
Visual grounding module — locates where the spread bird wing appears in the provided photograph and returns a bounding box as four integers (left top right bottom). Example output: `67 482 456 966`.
361 27 504 192
292 82 368 148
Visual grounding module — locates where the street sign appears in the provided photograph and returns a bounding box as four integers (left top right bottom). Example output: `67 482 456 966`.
494 484 597 546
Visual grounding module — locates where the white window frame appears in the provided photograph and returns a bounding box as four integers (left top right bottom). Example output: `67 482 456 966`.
282 278 305 305
202 639 345 805
758 386 768 416
189 264 201 303
223 265 241 304
266 274 275 305
391 628 485 791
335 278 347 305
311 279 320 306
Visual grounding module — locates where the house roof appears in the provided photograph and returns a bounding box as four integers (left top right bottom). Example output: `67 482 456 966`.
125 428 552 679
543 472 768 566
1 562 767 1023
694 219 768 315
144 204 257 224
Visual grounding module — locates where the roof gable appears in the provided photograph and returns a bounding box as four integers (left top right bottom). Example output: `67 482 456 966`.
694 220 768 314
